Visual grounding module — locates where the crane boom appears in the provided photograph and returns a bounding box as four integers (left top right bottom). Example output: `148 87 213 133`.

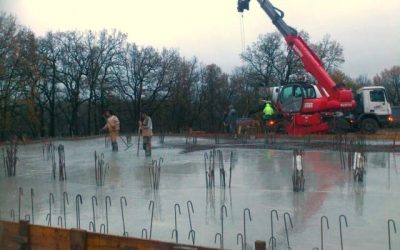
239 0 356 110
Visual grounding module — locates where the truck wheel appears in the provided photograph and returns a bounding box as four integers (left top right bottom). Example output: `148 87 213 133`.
360 118 378 134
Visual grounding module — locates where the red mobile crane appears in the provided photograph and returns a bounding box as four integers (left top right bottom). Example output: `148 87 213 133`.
238 0 392 135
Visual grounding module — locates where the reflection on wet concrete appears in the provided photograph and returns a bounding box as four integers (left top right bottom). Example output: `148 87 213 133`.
0 136 400 249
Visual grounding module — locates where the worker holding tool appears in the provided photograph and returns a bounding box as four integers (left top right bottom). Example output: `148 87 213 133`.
101 110 120 152
139 110 153 157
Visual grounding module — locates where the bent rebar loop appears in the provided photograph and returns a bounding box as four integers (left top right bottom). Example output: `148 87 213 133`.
99 224 106 234
105 195 112 234
320 216 330 250
75 194 83 229
120 196 128 236
237 233 244 250
186 200 195 244
24 214 30 222
243 208 252 250
270 209 279 240
91 195 98 232
63 192 69 228
141 228 148 239
214 233 222 248
187 200 194 230
18 187 23 221
388 219 397 250
89 221 95 232
283 212 293 250
339 214 348 250
57 216 63 228
148 200 155 239
171 203 181 243
215 205 228 249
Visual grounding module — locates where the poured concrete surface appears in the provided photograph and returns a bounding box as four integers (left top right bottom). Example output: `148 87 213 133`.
0 136 400 249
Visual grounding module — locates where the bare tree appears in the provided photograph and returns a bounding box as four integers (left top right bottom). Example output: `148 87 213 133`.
374 66 400 105
311 34 345 73
56 31 88 136
84 30 126 134
0 13 40 139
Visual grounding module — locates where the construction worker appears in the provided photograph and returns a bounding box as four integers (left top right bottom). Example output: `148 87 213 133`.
101 110 120 152
263 100 275 120
139 111 153 157
227 105 238 136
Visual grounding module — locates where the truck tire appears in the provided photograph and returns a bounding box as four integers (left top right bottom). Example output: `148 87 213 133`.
360 118 378 134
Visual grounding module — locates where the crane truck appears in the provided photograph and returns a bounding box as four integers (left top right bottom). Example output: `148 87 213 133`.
238 0 393 134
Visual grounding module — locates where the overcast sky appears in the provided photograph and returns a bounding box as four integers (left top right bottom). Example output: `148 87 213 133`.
1 0 399 77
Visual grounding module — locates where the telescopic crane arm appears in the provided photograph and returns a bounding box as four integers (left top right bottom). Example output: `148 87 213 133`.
238 0 356 110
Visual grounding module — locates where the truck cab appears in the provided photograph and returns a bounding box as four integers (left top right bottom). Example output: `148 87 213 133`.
353 86 392 133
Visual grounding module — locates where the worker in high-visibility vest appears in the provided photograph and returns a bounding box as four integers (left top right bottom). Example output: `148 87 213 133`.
263 101 275 120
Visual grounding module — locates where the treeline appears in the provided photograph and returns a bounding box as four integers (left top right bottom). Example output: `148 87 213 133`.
0 13 399 140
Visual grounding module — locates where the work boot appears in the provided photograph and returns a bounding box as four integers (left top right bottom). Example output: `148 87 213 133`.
112 142 118 152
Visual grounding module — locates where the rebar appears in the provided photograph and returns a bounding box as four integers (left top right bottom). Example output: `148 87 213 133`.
388 219 396 250
58 144 66 181
91 196 98 232
105 195 111 234
142 228 148 239
63 192 69 228
159 134 165 144
30 188 34 224
94 152 108 186
10 209 15 221
188 229 196 245
148 200 154 239
187 200 195 244
214 205 228 249
57 216 63 228
45 213 51 226
120 196 128 236
283 212 293 249
320 216 330 250
339 214 348 250
3 141 18 176
18 187 23 221
270 209 279 248
236 233 244 250
171 203 181 243
229 151 233 188
42 142 55 161
149 158 162 190
268 236 277 250
48 193 54 226
204 152 209 188
89 221 95 232
243 208 252 250
75 194 83 229
217 150 226 188
100 224 106 234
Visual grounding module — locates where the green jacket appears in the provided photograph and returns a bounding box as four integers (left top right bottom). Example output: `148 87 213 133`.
263 103 274 116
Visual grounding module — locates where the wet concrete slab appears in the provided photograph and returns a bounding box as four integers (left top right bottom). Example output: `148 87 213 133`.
0 136 400 249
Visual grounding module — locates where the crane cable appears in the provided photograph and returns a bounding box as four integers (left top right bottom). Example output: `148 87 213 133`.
239 13 246 53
